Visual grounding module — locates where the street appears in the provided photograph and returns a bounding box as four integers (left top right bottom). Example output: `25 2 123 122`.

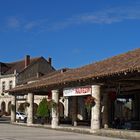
0 117 126 140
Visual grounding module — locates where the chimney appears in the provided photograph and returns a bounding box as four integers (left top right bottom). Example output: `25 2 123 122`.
48 57 52 65
25 55 30 68
61 68 67 73
14 69 17 75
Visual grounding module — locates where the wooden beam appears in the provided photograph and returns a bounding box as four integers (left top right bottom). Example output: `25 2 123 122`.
105 85 140 92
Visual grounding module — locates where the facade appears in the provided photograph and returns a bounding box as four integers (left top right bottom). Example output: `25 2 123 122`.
0 55 55 115
0 73 16 114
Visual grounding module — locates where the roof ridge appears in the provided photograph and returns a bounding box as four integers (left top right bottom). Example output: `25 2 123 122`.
3 56 43 74
75 48 140 70
5 56 42 65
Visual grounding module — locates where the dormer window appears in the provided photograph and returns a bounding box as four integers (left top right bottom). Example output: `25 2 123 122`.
2 81 5 92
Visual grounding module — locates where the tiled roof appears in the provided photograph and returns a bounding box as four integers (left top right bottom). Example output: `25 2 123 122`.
0 62 11 74
2 57 41 74
8 48 140 93
18 68 69 84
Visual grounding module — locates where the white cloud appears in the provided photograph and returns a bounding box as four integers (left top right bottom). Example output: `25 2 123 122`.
48 5 140 30
4 4 140 32
24 21 38 30
6 17 20 28
24 19 48 31
4 17 48 32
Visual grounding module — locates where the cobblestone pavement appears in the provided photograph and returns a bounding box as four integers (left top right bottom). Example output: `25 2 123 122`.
0 123 126 140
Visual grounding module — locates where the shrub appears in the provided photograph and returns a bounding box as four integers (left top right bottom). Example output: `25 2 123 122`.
36 98 50 118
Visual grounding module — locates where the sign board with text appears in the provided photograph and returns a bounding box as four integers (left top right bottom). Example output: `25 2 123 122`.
63 86 91 97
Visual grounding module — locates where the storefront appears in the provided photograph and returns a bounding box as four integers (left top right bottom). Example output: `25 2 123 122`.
63 86 92 126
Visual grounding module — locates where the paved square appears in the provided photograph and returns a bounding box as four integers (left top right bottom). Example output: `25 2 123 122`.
0 123 126 140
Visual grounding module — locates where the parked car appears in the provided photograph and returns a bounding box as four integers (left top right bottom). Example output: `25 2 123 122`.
16 112 27 122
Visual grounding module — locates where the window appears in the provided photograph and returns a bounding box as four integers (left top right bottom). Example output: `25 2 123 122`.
9 80 13 89
2 81 5 92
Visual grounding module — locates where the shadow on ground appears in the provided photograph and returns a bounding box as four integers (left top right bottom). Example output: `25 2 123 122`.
0 116 10 124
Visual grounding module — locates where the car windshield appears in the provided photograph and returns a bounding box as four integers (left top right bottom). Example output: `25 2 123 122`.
19 112 25 115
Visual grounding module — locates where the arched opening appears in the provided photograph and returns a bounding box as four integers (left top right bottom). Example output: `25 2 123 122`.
59 102 64 118
18 103 25 112
1 101 6 113
18 102 39 115
34 103 38 115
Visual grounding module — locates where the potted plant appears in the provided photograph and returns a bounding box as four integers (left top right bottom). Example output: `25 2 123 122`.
84 96 96 113
23 102 30 108
1 93 4 96
49 99 58 110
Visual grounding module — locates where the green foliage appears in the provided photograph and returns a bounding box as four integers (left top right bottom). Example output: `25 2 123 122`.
18 103 25 112
49 99 57 109
36 98 50 118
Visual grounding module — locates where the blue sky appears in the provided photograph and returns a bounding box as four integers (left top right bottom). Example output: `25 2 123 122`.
0 0 140 69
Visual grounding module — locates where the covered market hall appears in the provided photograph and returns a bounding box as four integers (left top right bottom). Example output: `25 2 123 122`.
7 48 140 130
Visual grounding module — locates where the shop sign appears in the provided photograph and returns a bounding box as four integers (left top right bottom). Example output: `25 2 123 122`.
63 86 91 97
16 95 26 100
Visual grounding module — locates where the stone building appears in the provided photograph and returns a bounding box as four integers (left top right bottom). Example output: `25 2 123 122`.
8 48 140 130
0 55 55 115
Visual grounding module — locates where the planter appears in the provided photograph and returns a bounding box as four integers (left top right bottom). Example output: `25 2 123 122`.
85 96 96 112
49 99 58 110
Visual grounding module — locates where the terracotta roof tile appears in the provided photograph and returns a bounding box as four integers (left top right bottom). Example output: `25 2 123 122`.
3 57 41 74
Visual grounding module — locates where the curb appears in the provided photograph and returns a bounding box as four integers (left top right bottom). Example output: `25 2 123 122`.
11 122 140 139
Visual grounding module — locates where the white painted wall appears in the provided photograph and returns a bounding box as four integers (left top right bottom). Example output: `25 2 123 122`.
0 74 16 112
0 74 16 94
